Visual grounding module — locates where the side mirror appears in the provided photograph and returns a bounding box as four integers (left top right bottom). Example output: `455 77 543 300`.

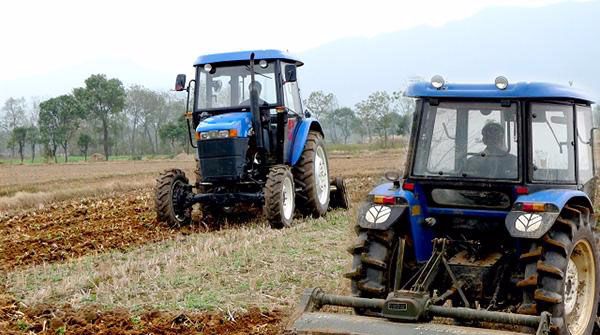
284 64 297 82
175 74 187 91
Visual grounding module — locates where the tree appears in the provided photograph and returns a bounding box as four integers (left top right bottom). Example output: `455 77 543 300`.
393 89 415 136
11 127 27 163
304 91 337 120
78 133 93 161
1 97 26 157
159 117 187 152
356 91 399 147
26 126 40 162
332 108 357 144
39 95 85 162
74 74 125 160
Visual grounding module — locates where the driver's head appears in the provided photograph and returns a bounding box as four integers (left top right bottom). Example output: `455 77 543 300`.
482 122 505 148
249 81 262 95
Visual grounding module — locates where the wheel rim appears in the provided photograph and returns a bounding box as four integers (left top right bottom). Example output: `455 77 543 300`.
564 239 595 335
282 175 294 220
314 146 329 206
171 179 188 223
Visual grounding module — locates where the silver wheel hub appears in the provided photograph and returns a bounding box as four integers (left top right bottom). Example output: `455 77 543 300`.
564 258 578 315
282 176 294 220
314 146 329 206
564 239 595 335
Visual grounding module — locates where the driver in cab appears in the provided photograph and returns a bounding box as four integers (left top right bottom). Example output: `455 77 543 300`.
464 122 517 179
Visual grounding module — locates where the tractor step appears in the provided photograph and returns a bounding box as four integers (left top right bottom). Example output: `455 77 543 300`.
287 312 532 335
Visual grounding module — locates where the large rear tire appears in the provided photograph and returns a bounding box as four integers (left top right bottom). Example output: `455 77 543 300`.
518 205 599 335
294 131 330 217
345 225 416 315
155 169 192 227
265 165 296 229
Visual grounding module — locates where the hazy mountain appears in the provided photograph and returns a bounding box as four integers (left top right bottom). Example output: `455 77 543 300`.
298 0 600 106
1 1 598 109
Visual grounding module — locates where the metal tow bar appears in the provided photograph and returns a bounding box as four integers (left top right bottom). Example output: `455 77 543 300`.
295 288 552 335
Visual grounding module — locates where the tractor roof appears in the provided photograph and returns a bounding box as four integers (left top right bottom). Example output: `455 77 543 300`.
405 82 595 103
194 49 303 66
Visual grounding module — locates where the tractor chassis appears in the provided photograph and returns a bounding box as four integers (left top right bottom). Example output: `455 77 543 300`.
287 239 553 335
174 183 264 208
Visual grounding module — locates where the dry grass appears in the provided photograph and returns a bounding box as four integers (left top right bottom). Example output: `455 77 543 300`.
0 152 404 214
6 210 354 313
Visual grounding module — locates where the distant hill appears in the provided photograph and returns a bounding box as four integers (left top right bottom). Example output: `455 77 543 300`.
1 1 598 109
298 0 600 106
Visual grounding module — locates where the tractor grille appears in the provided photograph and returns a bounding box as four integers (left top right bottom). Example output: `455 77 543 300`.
197 138 249 182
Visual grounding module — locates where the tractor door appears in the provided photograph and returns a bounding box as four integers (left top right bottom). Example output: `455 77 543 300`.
576 104 595 198
281 63 303 164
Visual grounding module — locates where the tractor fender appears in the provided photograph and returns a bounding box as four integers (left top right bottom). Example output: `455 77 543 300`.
358 182 434 262
505 189 592 239
356 201 407 231
290 118 324 166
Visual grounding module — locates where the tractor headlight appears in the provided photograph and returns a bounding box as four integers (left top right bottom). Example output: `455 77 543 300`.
495 76 509 90
197 129 238 140
431 75 445 89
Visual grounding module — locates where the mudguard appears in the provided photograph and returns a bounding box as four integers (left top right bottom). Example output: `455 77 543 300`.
357 202 407 231
504 189 592 239
360 182 434 262
290 118 323 166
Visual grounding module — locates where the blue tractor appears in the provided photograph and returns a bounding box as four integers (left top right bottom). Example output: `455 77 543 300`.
288 77 599 335
155 50 349 229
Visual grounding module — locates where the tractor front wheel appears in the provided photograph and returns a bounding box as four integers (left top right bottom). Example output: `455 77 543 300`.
155 169 192 227
518 205 599 335
265 165 296 229
294 131 330 217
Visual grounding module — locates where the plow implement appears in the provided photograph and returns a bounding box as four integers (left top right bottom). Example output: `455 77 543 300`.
286 288 552 335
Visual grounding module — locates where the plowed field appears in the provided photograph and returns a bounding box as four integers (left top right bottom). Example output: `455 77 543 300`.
0 150 403 334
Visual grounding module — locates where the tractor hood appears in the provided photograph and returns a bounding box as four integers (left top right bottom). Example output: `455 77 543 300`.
196 112 252 137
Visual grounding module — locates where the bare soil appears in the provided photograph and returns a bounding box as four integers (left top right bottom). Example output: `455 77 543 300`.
0 150 403 334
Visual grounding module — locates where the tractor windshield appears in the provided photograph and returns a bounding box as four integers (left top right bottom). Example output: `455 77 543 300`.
413 101 518 180
196 62 277 110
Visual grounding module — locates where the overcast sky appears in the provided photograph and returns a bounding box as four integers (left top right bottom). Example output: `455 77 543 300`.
0 0 591 104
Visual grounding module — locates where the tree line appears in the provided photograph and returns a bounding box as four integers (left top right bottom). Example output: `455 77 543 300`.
0 74 188 163
303 89 414 147
2 76 599 163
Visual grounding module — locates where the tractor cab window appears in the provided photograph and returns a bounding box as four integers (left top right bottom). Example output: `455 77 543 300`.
196 62 277 110
577 105 593 183
530 103 575 182
413 101 518 180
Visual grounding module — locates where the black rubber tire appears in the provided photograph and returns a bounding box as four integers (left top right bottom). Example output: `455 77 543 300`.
518 205 600 335
330 177 350 210
155 168 192 227
293 131 330 217
264 165 295 229
345 226 416 315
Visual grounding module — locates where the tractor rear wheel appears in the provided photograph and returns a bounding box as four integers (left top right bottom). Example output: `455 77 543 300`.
265 165 296 229
345 226 416 315
155 169 192 227
518 205 599 335
294 131 330 217
330 177 350 209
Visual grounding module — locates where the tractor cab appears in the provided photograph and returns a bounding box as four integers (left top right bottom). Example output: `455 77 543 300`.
176 49 305 178
399 77 597 261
